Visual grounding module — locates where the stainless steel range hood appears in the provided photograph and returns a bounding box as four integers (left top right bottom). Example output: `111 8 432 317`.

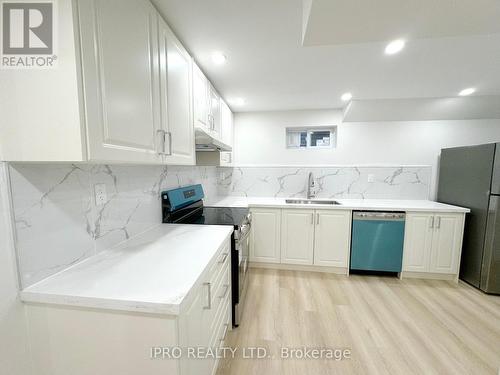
195 128 232 152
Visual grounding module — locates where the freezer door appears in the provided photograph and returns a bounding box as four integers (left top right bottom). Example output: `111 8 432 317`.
481 196 500 294
437 143 495 287
491 143 500 195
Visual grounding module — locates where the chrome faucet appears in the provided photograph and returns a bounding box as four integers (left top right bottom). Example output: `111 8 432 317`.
307 172 315 199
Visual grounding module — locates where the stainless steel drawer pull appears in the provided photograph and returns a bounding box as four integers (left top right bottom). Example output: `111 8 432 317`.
218 252 229 264
436 216 441 229
429 216 434 229
220 324 229 342
219 284 230 299
316 213 320 225
203 282 211 309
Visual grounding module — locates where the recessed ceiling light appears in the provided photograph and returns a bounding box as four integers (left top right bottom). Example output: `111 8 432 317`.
458 87 476 96
385 39 405 55
211 52 227 65
341 92 353 102
229 98 245 106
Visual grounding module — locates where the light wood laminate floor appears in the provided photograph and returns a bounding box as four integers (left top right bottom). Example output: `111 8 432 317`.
217 268 500 375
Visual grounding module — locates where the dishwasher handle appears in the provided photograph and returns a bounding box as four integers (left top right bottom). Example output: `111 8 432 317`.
353 212 405 221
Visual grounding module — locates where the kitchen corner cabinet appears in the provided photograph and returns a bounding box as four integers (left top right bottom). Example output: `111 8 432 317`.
0 0 194 164
281 209 315 265
250 208 281 263
403 212 465 275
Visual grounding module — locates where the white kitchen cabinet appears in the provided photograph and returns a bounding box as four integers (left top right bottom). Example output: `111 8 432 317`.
313 210 351 268
429 213 464 274
73 0 164 163
403 212 465 275
24 238 232 375
158 17 195 165
281 209 315 265
208 85 221 137
219 99 234 166
250 208 281 263
0 0 195 164
192 62 210 132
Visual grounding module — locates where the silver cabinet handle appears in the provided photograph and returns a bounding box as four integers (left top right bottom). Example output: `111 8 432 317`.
436 216 441 229
316 213 320 225
203 282 211 309
157 130 172 156
219 284 230 299
220 324 229 342
429 216 434 229
166 132 172 156
218 252 229 264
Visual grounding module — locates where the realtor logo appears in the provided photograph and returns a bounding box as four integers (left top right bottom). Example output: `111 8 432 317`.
1 1 57 68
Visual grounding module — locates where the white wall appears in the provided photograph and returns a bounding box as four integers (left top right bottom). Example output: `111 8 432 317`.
0 163 33 375
234 110 500 197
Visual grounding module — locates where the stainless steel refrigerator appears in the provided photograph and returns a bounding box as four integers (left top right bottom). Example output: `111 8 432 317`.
438 142 500 294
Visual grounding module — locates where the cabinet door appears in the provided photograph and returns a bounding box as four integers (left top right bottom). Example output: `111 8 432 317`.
281 209 315 265
158 18 195 165
220 100 234 147
313 210 351 268
192 63 209 130
250 208 281 263
403 213 434 272
209 85 221 137
179 283 211 375
78 0 163 163
430 213 464 274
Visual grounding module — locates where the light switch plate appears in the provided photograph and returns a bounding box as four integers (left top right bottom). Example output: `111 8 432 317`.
94 183 107 206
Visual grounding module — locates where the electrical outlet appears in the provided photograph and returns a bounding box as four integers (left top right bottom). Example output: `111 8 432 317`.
367 174 375 183
94 183 107 206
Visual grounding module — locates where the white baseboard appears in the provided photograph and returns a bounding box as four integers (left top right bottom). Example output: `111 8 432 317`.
401 271 458 282
249 262 348 275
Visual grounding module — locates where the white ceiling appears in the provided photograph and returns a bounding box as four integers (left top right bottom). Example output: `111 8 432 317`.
153 0 500 112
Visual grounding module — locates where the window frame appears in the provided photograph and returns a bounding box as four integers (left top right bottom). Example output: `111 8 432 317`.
285 126 337 150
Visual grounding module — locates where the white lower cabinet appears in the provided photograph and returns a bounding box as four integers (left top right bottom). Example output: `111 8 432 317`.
313 210 351 268
281 209 315 265
250 208 281 263
25 239 232 375
250 207 351 269
403 212 465 275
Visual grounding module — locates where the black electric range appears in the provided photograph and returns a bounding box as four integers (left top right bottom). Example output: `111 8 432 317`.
161 185 251 327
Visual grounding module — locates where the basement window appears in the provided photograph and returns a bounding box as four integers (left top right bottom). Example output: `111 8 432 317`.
286 126 337 149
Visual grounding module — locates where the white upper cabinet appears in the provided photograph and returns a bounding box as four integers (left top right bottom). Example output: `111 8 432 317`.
192 62 210 131
220 100 234 147
208 85 221 137
281 209 315 265
158 17 195 165
79 0 163 163
313 210 351 268
403 212 465 275
0 0 195 164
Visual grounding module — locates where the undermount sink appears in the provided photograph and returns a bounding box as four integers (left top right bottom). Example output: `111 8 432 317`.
285 199 341 205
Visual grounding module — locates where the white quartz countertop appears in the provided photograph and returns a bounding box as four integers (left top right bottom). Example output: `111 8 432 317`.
20 224 233 316
205 196 470 213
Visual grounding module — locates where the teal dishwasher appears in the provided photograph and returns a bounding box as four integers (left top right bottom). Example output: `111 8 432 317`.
350 211 406 273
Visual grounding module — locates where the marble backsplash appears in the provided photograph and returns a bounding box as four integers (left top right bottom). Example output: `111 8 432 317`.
217 166 431 200
9 164 218 287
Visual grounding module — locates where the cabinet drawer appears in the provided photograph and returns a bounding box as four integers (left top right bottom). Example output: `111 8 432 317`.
209 291 231 349
204 261 230 335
